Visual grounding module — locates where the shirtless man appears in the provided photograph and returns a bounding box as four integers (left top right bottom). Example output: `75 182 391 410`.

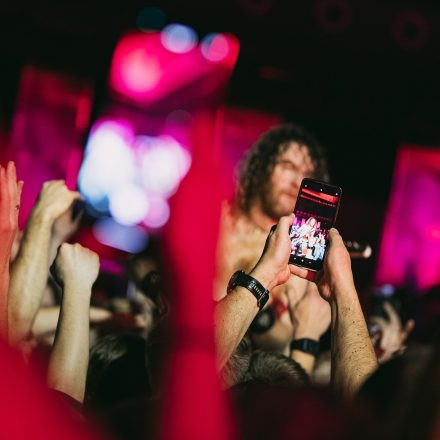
215 123 330 354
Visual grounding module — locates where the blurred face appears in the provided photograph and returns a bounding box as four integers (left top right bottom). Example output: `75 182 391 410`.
260 142 315 220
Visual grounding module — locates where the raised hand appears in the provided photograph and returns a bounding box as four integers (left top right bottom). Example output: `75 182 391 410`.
369 301 414 362
0 161 23 338
48 243 99 403
0 162 23 260
52 201 83 244
33 180 81 224
251 214 296 291
54 243 99 290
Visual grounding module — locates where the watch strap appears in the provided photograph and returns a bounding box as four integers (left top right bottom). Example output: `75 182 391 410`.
227 270 269 310
290 338 320 357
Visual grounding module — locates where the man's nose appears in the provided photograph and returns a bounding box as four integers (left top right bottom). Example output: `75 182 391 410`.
288 174 302 191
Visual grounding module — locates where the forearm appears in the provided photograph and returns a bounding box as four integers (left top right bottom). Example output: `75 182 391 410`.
47 285 91 403
330 286 378 398
32 305 111 337
291 350 315 375
0 267 9 339
8 211 53 344
215 286 258 369
48 235 63 267
0 233 15 340
290 317 322 375
215 265 275 369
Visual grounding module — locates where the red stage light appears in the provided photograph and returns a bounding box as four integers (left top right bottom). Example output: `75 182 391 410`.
109 31 240 105
119 48 162 92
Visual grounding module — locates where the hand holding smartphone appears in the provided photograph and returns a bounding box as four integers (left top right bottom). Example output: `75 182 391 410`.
289 178 342 272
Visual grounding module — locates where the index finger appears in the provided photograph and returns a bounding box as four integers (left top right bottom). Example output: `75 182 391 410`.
6 162 17 208
328 228 344 245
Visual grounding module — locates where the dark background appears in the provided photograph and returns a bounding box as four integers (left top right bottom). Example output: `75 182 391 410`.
1 0 439 289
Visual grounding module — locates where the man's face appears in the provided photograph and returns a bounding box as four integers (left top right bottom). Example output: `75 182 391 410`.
260 142 315 220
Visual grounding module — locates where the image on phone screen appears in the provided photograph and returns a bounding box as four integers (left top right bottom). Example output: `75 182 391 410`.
289 178 342 271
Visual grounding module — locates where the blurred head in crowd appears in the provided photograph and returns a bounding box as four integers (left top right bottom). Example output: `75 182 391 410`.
241 350 309 388
85 334 151 410
237 123 329 220
220 335 252 388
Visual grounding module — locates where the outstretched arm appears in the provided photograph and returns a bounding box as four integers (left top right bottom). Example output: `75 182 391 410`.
287 282 331 375
290 229 378 398
8 181 80 345
0 162 23 340
46 243 99 403
215 214 295 370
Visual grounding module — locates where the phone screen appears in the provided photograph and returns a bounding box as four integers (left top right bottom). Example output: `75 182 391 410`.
289 178 342 271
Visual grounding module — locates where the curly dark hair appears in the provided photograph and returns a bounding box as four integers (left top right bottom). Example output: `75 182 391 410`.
237 123 329 212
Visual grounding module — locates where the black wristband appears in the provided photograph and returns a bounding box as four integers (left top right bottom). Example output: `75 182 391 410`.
227 270 270 310
290 338 320 357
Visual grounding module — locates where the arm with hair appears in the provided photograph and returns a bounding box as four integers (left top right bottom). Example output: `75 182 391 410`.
290 229 378 398
329 282 377 398
47 243 99 403
8 181 80 345
215 215 295 369
288 283 331 376
0 162 22 339
32 305 111 339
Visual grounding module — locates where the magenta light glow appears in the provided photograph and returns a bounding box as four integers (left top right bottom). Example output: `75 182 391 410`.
143 196 170 228
201 33 230 62
7 66 93 227
375 146 440 292
109 31 240 105
120 48 162 92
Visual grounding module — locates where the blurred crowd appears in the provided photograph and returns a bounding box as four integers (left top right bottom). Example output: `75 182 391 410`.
0 123 438 439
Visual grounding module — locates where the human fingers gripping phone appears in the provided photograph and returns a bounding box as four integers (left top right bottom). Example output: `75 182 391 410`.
289 178 342 272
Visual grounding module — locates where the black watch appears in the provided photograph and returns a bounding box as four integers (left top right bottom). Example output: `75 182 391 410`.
290 338 320 357
227 270 269 310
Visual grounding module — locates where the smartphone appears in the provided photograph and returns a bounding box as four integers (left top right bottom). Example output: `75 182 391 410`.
289 178 342 271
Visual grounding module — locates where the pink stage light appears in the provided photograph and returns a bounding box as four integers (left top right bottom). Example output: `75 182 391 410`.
160 24 198 54
201 33 230 62
110 33 167 100
120 48 162 92
143 196 170 229
109 31 239 104
376 146 440 292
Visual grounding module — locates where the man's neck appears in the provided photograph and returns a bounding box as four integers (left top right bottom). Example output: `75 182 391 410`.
247 202 277 232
